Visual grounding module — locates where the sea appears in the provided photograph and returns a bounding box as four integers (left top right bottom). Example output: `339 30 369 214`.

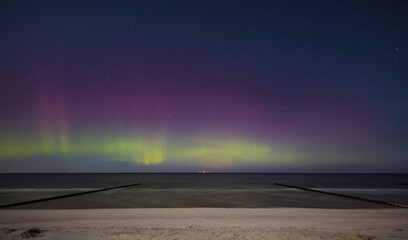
0 173 407 209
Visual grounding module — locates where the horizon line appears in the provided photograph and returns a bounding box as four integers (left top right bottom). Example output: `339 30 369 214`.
0 171 407 174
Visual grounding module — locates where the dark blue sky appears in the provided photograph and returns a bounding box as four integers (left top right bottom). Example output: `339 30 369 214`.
0 1 407 172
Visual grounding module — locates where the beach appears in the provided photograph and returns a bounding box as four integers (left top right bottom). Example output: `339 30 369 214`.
1 208 407 239
1 174 407 239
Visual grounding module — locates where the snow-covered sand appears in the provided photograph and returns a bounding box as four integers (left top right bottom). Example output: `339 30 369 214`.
1 208 407 239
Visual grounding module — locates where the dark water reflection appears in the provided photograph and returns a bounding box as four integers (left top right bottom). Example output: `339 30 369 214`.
0 173 407 209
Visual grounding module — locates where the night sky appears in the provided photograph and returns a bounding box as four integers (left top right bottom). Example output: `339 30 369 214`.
0 1 407 172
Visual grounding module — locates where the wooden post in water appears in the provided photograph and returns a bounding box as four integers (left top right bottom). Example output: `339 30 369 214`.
274 183 408 208
0 183 141 209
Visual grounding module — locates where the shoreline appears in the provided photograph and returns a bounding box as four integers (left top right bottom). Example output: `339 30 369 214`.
1 208 407 239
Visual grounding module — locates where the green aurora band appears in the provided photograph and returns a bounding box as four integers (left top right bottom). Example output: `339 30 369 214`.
0 131 356 168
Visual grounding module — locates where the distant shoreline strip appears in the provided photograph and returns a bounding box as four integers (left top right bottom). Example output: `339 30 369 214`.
0 183 140 209
274 183 408 208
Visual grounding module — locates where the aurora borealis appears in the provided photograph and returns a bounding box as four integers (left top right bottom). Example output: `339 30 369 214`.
0 1 407 172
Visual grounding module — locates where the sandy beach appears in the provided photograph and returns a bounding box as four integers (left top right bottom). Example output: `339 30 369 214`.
1 208 407 239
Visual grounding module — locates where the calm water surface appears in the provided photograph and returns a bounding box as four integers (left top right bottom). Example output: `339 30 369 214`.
0 173 407 209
